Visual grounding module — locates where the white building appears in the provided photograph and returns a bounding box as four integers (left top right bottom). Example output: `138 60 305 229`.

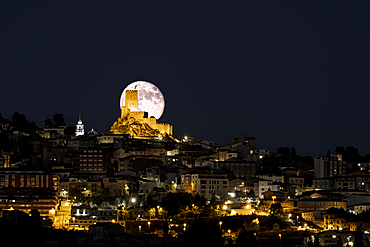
354 203 370 215
75 115 85 136
258 180 280 199
180 172 229 199
314 154 346 178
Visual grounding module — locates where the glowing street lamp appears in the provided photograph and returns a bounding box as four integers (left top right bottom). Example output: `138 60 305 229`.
219 221 222 230
279 234 282 246
297 216 299 228
272 196 276 203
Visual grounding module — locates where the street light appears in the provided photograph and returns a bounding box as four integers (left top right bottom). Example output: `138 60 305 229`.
148 221 151 231
219 221 222 231
279 234 281 246
297 216 299 228
272 196 276 203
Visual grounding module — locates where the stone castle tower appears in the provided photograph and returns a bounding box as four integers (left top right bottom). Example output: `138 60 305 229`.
125 90 138 112
111 90 173 138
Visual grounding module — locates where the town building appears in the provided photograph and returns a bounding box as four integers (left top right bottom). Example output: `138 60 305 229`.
258 179 280 199
0 173 59 192
73 148 112 173
0 152 12 168
88 222 125 245
0 187 58 216
314 154 346 178
180 171 229 199
215 158 257 178
297 199 347 212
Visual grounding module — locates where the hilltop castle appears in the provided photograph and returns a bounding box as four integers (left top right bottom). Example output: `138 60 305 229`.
110 90 173 139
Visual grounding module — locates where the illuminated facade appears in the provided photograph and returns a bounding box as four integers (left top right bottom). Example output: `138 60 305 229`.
75 114 84 136
297 199 347 212
0 187 58 216
180 172 229 199
0 152 12 168
110 90 172 138
314 154 346 178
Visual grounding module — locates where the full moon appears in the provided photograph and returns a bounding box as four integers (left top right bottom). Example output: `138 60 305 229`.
120 81 165 119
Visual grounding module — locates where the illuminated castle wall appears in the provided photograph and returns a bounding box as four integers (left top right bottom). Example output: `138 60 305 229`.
111 90 173 138
124 90 138 113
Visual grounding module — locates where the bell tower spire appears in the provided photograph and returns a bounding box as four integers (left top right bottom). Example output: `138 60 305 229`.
76 114 85 136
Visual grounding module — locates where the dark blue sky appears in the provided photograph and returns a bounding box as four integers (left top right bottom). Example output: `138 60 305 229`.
1 1 370 157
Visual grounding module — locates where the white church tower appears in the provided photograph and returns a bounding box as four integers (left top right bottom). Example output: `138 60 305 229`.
75 114 85 136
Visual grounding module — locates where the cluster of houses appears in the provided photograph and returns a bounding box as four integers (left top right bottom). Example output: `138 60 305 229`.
3 124 370 245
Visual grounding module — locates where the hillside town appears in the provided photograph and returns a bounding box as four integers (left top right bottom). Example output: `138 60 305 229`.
1 113 370 246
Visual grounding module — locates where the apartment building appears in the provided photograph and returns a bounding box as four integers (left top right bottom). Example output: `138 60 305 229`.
70 206 118 230
297 199 347 212
314 154 346 178
0 187 58 216
180 171 229 199
73 148 112 173
0 173 59 193
215 158 256 178
103 177 128 196
258 180 280 199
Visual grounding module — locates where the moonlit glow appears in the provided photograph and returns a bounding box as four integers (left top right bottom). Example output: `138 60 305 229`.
120 81 165 119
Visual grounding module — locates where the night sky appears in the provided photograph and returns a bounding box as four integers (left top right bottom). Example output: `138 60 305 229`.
1 1 370 157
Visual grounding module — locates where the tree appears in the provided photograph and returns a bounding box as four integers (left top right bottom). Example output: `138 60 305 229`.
336 236 343 247
335 146 361 163
29 209 42 226
119 208 130 220
128 178 140 195
236 230 259 247
314 234 321 247
147 208 156 219
277 147 290 156
0 133 11 152
261 154 281 174
269 203 283 217
29 121 38 133
243 219 260 232
345 146 361 163
290 147 297 157
53 113 66 127
161 192 192 216
193 193 206 206
44 118 53 127
0 113 10 133
185 219 223 247
69 187 83 202
335 146 346 156
191 205 201 218
179 206 192 218
11 112 30 133
354 226 364 247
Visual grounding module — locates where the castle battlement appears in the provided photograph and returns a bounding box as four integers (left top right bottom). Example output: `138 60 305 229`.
112 87 172 139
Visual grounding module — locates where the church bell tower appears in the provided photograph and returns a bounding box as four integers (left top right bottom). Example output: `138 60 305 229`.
75 114 85 136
